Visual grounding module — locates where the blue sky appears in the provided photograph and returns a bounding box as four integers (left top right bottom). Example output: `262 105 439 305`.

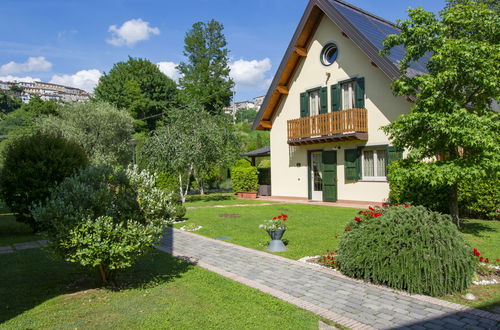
0 0 445 101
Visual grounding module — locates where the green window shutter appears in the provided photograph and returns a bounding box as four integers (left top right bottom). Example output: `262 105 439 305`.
300 92 309 118
331 83 341 112
320 87 328 114
387 146 403 165
355 77 365 108
344 148 360 181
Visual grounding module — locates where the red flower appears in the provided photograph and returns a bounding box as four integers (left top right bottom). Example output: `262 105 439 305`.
382 203 389 207
496 259 500 262
373 212 382 218
395 203 400 206
479 257 484 262
358 210 363 215
278 215 282 219
273 217 277 220
354 217 361 222
404 204 410 208
485 258 489 263
369 206 375 211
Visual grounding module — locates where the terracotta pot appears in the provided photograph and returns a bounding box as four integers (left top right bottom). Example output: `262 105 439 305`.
237 191 258 199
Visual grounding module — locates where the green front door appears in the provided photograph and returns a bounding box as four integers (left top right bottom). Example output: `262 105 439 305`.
322 150 337 202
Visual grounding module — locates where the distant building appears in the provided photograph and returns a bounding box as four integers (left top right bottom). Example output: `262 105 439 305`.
253 95 265 110
0 80 90 103
223 98 262 116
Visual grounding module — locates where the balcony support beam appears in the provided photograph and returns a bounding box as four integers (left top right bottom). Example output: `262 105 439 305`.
276 85 289 95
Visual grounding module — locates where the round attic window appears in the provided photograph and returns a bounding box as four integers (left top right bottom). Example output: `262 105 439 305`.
321 43 338 66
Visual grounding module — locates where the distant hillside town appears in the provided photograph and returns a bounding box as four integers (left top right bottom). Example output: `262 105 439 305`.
0 80 90 104
224 95 264 117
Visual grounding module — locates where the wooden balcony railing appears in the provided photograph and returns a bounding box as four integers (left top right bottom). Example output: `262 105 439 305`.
287 108 368 143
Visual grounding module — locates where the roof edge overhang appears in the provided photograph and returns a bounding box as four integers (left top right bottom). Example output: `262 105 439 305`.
252 0 401 131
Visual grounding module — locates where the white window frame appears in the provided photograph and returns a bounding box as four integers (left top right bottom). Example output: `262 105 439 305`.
361 149 387 181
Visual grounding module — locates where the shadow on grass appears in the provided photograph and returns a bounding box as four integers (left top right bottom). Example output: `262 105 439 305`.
460 220 497 237
0 246 192 323
185 193 235 203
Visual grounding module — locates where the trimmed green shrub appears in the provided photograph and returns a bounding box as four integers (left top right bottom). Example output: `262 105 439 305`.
388 162 499 219
0 132 88 231
338 205 476 296
231 166 258 192
32 166 177 284
234 159 252 168
459 178 499 220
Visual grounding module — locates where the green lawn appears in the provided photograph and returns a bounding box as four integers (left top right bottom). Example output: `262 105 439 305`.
180 204 500 261
177 204 356 260
0 207 40 246
0 248 322 329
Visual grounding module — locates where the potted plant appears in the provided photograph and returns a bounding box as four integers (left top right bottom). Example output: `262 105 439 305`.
259 213 288 252
231 165 259 199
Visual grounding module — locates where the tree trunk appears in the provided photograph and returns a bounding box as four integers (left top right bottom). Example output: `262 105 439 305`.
449 183 460 228
97 264 107 285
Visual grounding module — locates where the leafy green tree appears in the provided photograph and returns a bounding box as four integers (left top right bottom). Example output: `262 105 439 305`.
21 95 60 116
143 103 239 201
0 90 21 114
234 121 270 153
94 57 177 131
235 107 258 123
382 0 500 226
37 101 135 166
0 95 61 136
178 19 234 115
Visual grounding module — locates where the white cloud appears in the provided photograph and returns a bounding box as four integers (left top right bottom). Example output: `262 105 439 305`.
0 56 52 75
0 75 41 83
157 61 181 82
229 58 272 89
50 69 102 93
107 18 160 47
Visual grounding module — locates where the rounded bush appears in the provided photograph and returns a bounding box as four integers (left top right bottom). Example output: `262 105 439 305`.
231 166 258 192
0 131 88 231
338 205 476 296
32 166 178 284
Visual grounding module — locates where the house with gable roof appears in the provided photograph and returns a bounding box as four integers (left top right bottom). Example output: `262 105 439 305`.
252 0 429 203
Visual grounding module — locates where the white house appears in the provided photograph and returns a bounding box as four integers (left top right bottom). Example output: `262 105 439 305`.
252 0 428 203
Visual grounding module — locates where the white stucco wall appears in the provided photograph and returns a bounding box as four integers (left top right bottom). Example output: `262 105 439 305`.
270 15 410 202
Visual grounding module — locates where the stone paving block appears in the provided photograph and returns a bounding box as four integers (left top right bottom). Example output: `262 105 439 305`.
0 246 13 254
13 242 39 250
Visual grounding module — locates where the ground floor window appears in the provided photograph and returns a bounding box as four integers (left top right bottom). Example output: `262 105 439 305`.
362 149 386 180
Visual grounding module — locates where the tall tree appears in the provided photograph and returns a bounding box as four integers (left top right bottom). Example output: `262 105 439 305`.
94 57 177 131
382 0 499 226
142 102 239 201
178 19 234 115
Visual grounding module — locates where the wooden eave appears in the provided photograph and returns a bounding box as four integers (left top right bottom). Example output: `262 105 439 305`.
287 132 368 146
252 0 401 131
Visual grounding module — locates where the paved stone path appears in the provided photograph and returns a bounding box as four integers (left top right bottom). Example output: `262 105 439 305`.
0 240 47 254
158 229 500 330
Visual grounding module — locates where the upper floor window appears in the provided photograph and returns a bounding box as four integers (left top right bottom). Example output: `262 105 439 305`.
341 81 355 110
321 43 338 66
309 89 321 116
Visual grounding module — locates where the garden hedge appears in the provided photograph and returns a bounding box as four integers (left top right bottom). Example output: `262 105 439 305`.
231 166 258 192
0 131 88 231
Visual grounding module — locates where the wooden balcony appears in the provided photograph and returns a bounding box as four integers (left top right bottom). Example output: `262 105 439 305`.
287 108 368 146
